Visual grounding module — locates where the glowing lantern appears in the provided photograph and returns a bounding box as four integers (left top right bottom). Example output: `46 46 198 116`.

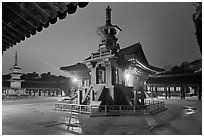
73 77 78 82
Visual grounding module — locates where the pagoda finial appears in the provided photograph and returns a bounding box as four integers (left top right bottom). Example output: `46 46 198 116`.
106 6 112 26
15 51 18 66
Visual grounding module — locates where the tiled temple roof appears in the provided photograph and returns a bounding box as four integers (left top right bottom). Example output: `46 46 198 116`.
2 2 89 53
118 42 149 66
146 72 202 86
60 63 90 79
60 63 88 72
61 43 164 74
117 43 164 73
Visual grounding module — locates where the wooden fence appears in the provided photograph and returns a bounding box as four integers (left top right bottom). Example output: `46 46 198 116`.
54 100 166 116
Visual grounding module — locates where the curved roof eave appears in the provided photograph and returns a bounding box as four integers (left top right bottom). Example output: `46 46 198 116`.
2 2 89 53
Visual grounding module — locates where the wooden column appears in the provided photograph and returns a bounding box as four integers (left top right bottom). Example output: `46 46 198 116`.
198 86 201 100
151 85 154 98
91 67 96 85
168 87 171 99
164 86 167 99
183 86 186 99
105 64 112 86
32 90 35 96
155 86 158 98
134 89 137 106
52 90 55 96
180 86 183 100
118 68 123 84
90 89 94 102
29 90 31 96
141 88 144 105
77 89 81 104
39 90 41 96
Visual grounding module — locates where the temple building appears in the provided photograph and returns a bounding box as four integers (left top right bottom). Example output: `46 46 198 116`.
146 59 202 100
60 6 163 106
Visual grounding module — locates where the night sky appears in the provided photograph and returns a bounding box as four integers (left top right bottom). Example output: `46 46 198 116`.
2 2 201 76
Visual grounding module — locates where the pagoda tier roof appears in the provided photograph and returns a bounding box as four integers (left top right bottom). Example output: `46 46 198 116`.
2 2 88 53
146 71 202 86
10 66 22 70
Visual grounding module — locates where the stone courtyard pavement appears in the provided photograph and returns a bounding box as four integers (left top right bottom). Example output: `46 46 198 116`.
80 98 202 135
2 97 202 135
144 98 202 135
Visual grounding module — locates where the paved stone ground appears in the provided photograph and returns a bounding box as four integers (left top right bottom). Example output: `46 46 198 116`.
80 98 202 135
2 97 73 135
145 98 202 135
2 97 202 135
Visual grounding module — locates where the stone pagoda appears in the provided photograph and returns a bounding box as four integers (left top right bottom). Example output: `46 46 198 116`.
9 51 25 95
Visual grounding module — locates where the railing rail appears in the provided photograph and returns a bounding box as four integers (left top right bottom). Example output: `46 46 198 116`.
92 50 112 59
54 100 166 116
2 95 35 100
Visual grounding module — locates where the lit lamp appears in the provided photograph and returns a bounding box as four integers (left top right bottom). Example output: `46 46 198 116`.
124 72 130 86
125 73 130 80
73 77 78 83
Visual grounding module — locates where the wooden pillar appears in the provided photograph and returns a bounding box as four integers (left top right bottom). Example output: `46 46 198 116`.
83 88 86 100
151 85 154 98
183 86 186 99
52 90 55 96
118 68 123 84
105 64 112 86
90 67 96 85
77 89 80 104
33 89 35 96
29 90 31 96
173 86 176 97
180 86 183 100
39 90 41 96
134 89 137 106
164 86 167 99
155 86 158 98
141 88 144 105
77 90 83 104
168 87 171 99
90 89 94 102
198 86 201 100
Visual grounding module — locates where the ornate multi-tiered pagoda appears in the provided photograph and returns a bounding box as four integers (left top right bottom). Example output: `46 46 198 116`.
60 6 163 106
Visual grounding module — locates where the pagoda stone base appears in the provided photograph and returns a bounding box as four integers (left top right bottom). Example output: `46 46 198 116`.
10 81 22 89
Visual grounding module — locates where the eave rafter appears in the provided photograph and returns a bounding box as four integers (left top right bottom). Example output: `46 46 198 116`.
2 2 89 53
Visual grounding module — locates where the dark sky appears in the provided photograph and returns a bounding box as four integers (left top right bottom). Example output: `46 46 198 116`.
2 2 201 76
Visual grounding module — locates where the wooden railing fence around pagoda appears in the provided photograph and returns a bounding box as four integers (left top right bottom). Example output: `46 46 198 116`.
54 99 166 116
